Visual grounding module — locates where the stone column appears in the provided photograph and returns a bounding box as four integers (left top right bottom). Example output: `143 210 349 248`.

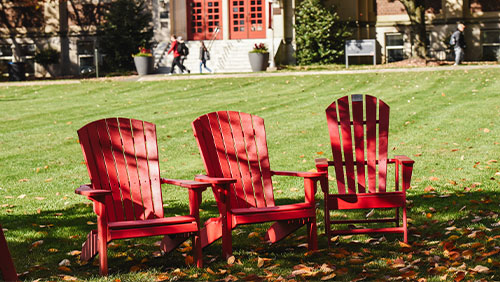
222 0 229 40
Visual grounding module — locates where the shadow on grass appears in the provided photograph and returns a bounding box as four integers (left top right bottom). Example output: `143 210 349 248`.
0 190 498 280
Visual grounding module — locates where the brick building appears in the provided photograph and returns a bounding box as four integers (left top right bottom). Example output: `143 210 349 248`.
1 0 499 78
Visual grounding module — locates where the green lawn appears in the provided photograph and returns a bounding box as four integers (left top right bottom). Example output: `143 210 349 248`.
0 68 499 281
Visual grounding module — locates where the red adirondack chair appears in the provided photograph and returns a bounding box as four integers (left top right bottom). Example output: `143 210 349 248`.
316 95 414 244
190 111 326 258
0 224 18 281
76 118 211 275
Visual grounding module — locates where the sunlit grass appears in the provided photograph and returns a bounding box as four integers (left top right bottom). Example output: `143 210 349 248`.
0 68 499 281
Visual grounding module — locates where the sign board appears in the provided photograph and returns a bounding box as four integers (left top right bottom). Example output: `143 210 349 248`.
345 39 376 68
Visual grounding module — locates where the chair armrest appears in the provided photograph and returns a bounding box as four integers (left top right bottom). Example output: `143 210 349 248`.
160 178 211 189
315 158 330 169
75 184 112 198
271 170 326 178
194 174 237 185
394 155 415 165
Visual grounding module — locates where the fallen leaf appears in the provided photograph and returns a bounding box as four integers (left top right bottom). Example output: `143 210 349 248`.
471 265 489 273
129 265 142 272
59 259 71 266
185 255 194 265
58 266 72 273
454 271 466 282
248 232 259 239
227 255 236 265
17 194 27 199
321 273 337 280
31 240 44 249
365 209 375 218
257 257 272 268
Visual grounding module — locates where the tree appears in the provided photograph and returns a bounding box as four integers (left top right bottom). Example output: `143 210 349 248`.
394 0 427 59
97 0 153 72
295 0 351 65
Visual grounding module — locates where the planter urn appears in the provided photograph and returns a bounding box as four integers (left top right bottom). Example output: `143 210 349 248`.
133 56 154 75
248 52 269 72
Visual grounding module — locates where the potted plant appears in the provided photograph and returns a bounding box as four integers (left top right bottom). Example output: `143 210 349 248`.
248 43 269 72
133 46 154 75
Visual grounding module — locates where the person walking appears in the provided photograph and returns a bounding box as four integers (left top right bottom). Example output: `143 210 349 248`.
450 23 466 66
177 37 190 73
167 35 186 74
199 41 213 74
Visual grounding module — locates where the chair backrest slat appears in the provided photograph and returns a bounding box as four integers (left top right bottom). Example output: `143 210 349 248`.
352 96 367 193
365 96 378 193
130 119 155 219
78 118 164 222
193 111 275 210
144 121 164 218
253 115 275 206
326 102 347 194
377 100 390 192
338 96 357 193
326 95 390 194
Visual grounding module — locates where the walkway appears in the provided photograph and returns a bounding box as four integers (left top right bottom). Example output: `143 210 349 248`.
1 64 499 87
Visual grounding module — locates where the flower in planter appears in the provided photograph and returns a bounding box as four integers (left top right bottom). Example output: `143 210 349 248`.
133 46 153 57
249 43 268 54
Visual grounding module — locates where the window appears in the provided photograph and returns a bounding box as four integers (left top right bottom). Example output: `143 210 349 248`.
385 33 405 63
482 30 500 61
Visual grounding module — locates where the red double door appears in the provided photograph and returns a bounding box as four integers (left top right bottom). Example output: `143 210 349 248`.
188 0 266 40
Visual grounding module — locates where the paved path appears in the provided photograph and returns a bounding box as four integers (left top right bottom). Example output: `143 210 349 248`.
1 64 499 87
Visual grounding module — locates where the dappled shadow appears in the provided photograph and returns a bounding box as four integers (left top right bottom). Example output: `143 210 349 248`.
0 188 497 279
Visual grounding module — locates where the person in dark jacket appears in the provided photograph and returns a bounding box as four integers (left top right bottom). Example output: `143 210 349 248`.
450 23 466 65
199 41 213 74
167 35 186 74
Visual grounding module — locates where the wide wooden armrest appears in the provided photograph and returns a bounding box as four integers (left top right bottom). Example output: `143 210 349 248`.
394 155 415 165
75 184 112 197
160 178 212 189
271 170 326 178
194 174 237 184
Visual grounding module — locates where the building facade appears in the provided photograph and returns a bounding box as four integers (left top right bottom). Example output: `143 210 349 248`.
1 0 499 78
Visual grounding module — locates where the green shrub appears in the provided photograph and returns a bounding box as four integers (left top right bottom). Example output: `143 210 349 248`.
295 0 351 65
98 0 153 72
34 47 60 65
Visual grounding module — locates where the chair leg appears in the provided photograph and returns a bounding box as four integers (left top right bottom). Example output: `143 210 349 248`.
307 218 318 251
193 232 203 268
402 206 408 243
222 216 232 259
97 218 108 275
0 226 18 281
324 197 331 248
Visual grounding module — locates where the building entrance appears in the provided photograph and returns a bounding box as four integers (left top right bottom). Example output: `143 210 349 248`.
229 0 266 39
187 0 222 40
